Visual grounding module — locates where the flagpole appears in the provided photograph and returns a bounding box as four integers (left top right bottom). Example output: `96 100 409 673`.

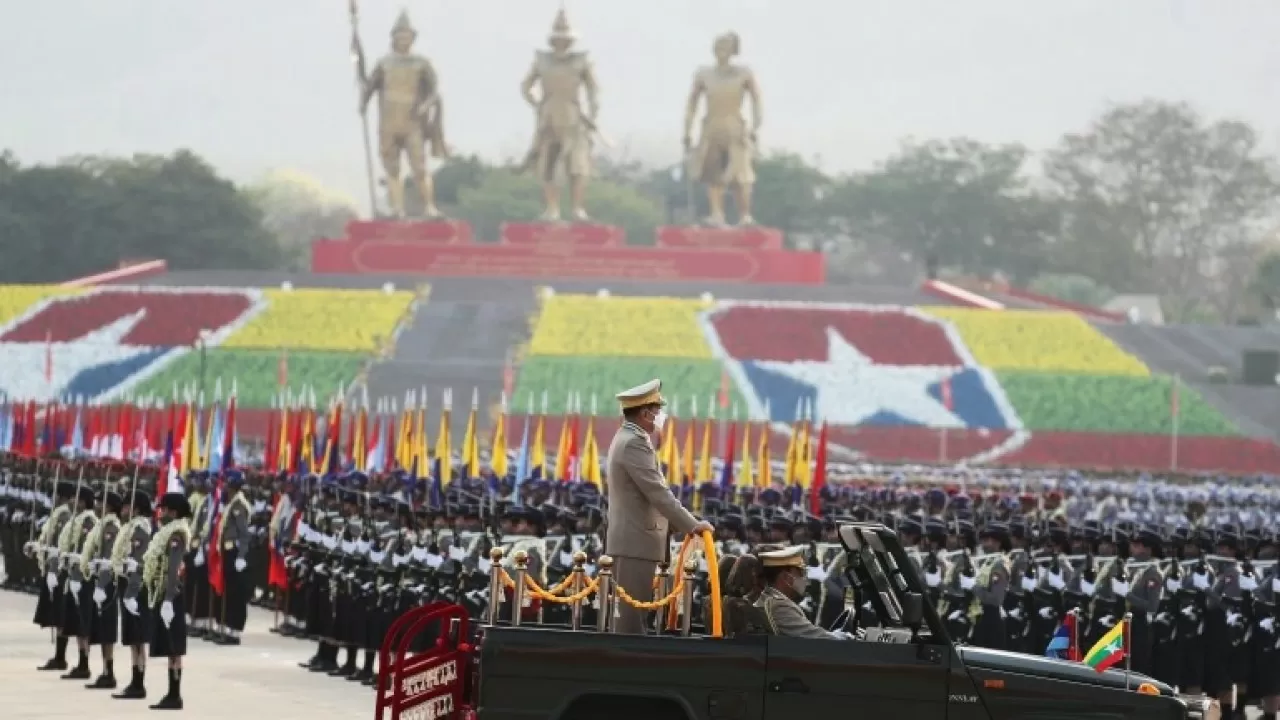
1122 611 1132 690
1170 374 1180 472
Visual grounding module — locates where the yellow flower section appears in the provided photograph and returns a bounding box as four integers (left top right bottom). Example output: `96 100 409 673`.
222 288 417 352
0 285 79 328
528 294 714 359
922 307 1150 376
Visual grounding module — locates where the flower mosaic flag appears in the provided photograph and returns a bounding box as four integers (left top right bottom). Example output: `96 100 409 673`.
702 302 1022 431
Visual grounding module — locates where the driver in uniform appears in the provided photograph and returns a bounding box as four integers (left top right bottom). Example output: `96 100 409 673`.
755 546 856 640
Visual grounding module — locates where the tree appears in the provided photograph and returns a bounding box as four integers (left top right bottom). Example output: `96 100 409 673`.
1043 100 1280 322
823 138 1052 283
247 169 359 271
0 151 282 282
456 169 664 245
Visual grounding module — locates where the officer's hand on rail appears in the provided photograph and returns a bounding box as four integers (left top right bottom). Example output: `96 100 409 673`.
689 521 714 536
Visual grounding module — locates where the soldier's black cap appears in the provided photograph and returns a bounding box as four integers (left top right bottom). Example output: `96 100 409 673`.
131 491 153 516
56 481 76 500
76 486 96 507
924 518 947 541
104 490 124 513
898 518 923 537
159 492 191 519
1132 526 1162 549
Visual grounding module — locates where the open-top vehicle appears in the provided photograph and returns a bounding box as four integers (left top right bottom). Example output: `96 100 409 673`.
374 522 1219 720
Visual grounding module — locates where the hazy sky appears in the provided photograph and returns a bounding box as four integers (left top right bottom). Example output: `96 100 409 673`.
4 0 1278 207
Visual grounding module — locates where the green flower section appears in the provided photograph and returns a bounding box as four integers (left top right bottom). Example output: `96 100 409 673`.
512 356 747 417
997 372 1239 435
132 349 365 409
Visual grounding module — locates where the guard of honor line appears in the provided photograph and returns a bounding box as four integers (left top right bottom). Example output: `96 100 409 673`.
2 379 1280 720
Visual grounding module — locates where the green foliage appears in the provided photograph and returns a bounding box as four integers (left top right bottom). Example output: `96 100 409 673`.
1028 273 1116 307
997 371 1238 435
133 349 365 409
512 356 745 417
0 151 281 283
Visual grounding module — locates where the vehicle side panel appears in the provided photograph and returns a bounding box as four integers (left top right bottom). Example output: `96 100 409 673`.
477 627 768 720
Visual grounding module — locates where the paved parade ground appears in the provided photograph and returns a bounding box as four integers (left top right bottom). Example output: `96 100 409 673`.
0 591 369 720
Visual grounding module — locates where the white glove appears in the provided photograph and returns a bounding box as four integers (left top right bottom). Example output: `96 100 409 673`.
1038 606 1054 619
1080 579 1096 595
1193 571 1210 590
1098 614 1115 628
1274 577 1280 593
1181 605 1198 620
959 575 976 590
1227 611 1243 628
1261 617 1275 633
124 598 139 615
194 549 205 567
1111 579 1131 596
22 541 34 556
235 558 247 572
1047 572 1065 590
1239 574 1258 592
160 601 174 627
125 559 138 573
1166 578 1181 593
48 549 60 560
947 609 963 621
92 587 107 606
1021 576 1037 592
999 606 1008 619
69 580 82 595
924 570 941 587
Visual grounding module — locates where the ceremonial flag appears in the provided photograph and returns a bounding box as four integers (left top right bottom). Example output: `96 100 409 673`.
1045 611 1077 659
433 389 452 485
491 394 508 478
512 415 531 508
739 419 753 492
462 388 480 479
809 420 828 515
580 414 601 488
718 421 737 491
1082 618 1127 672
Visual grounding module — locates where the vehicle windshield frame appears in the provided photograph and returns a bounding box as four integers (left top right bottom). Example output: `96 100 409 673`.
837 523 951 643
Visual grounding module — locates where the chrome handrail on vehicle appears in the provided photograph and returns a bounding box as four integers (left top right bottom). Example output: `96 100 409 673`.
481 529 724 638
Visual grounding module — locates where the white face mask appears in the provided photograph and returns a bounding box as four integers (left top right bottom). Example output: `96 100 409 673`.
652 410 668 432
790 571 808 598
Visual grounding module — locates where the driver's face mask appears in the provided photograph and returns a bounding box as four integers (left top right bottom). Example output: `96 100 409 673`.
790 570 808 598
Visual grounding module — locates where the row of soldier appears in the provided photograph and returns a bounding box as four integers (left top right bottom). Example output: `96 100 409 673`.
5 455 1280 720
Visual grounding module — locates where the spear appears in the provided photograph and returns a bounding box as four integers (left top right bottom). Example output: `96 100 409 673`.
348 0 379 215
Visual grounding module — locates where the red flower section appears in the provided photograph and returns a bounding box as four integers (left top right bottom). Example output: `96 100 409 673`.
708 305 963 365
1 290 253 346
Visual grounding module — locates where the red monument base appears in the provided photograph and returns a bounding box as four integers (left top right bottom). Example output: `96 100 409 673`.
346 218 473 244
656 225 784 250
500 221 624 247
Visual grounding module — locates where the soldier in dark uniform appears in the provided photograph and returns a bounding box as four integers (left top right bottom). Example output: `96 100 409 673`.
112 490 154 701
1123 526 1165 676
60 482 99 681
146 492 193 711
216 471 252 645
34 478 76 671
970 523 1010 650
184 473 211 637
85 486 124 689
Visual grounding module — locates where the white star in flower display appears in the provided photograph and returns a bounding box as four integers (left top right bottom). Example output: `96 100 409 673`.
0 311 159 403
754 326 966 428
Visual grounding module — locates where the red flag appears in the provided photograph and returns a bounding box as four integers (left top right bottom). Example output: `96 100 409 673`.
809 421 829 515
1065 610 1081 662
207 480 225 596
267 493 289 590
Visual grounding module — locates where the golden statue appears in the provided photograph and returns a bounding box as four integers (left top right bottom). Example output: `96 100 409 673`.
359 10 447 218
520 6 600 222
683 32 763 227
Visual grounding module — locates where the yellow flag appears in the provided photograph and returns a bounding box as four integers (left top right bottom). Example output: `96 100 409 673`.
491 412 508 477
554 414 571 480
756 422 771 488
797 419 812 489
660 417 678 485
530 416 546 477
462 407 480 478
680 421 695 487
434 407 451 483
740 421 754 490
696 419 713 484
580 416 601 487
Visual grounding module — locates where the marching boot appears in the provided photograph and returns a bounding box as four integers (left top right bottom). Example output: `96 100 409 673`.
148 668 182 710
298 641 326 670
329 648 357 677
86 660 117 689
349 651 376 683
112 667 147 699
308 643 339 673
39 636 69 671
60 649 91 680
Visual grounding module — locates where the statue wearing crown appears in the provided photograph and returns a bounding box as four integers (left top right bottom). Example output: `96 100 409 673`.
358 10 448 218
519 6 600 222
683 32 763 226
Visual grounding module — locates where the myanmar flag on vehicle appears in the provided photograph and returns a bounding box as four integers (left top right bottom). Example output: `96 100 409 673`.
1082 620 1127 673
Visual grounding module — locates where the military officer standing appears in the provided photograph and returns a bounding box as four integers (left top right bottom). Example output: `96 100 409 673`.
112 490 154 701
605 380 712 635
84 486 124 689
34 479 75 671
1122 527 1165 676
